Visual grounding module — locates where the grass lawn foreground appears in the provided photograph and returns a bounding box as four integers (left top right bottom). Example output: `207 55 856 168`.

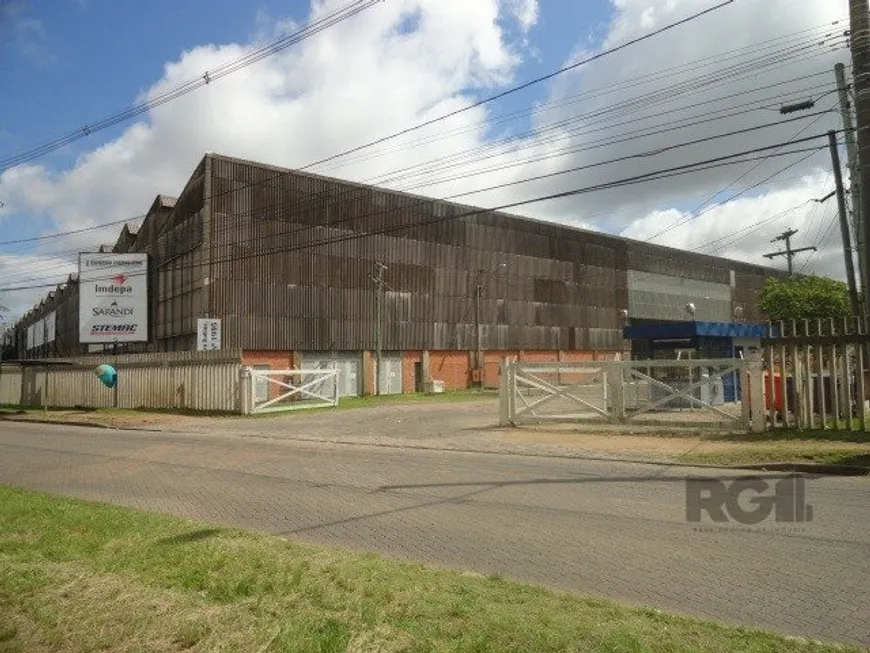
0 486 861 653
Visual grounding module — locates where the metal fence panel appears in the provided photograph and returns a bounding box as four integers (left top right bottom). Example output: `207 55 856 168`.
2 351 243 412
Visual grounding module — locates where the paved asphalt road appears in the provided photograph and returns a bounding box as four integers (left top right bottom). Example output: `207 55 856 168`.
0 421 867 647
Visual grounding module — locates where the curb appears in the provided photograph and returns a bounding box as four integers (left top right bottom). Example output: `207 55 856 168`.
729 462 869 476
0 416 163 432
3 416 868 477
227 432 870 477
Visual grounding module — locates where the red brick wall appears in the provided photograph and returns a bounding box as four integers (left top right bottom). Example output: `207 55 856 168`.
434 350 622 391
427 351 473 391
240 349 622 395
241 350 297 402
561 351 595 362
557 350 602 384
241 350 296 369
483 350 519 389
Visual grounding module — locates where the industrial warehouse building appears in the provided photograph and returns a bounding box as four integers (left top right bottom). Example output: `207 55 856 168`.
9 152 785 396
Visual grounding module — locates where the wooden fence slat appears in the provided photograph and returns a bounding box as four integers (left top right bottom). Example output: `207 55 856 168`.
843 344 853 430
817 343 826 429
792 343 803 429
832 344 841 430
767 346 776 428
804 344 816 429
780 343 790 428
858 343 867 431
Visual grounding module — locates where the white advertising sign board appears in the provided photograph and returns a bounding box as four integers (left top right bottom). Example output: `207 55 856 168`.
45 311 56 343
79 253 149 343
34 317 44 348
196 318 221 351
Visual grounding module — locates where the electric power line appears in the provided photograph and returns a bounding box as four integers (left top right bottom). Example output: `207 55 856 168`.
0 137 835 294
0 0 382 172
0 82 842 286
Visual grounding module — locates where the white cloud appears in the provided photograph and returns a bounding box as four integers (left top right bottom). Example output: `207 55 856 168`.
622 170 849 278
508 0 539 32
0 0 858 321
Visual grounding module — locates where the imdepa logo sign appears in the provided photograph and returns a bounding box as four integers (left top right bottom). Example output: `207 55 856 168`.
94 273 133 296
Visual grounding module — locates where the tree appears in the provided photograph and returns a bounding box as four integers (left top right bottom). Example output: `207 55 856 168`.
757 276 852 322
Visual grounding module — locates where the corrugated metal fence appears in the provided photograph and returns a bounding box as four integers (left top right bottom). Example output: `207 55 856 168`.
0 349 243 412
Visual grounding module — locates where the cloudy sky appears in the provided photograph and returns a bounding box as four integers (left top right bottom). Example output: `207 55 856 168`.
0 0 855 319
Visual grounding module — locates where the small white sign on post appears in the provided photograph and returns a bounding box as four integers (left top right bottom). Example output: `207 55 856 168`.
197 318 221 351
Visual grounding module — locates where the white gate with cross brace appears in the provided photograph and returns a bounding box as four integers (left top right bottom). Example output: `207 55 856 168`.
499 357 760 431
241 367 340 414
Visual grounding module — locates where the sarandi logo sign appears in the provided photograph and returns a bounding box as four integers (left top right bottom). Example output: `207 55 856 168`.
92 301 133 317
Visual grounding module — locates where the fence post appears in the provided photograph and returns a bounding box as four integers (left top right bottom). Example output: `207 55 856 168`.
842 345 853 430
499 358 510 426
832 345 841 430
747 355 765 433
766 345 776 428
858 343 868 431
804 344 814 429
239 366 252 415
606 362 625 422
817 343 827 429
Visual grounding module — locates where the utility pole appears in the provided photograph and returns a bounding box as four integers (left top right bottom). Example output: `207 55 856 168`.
829 130 862 315
474 270 483 388
373 262 387 395
835 63 864 292
850 0 870 314
471 263 506 388
763 229 816 276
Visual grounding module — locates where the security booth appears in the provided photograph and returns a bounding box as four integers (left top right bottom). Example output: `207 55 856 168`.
622 320 766 403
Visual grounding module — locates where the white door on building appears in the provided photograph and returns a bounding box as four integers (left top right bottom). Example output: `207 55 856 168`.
299 353 362 398
378 355 402 395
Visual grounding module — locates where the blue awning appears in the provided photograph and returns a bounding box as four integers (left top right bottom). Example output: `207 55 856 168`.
623 320 767 340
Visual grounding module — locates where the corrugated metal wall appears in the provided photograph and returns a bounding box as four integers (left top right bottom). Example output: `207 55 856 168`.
11 152 787 357
208 155 633 352
0 365 22 404
0 350 243 412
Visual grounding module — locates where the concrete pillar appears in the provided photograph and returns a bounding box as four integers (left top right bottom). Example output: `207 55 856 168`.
744 354 766 433
605 363 625 422
361 351 375 396
422 350 430 382
499 358 511 426
239 366 252 414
